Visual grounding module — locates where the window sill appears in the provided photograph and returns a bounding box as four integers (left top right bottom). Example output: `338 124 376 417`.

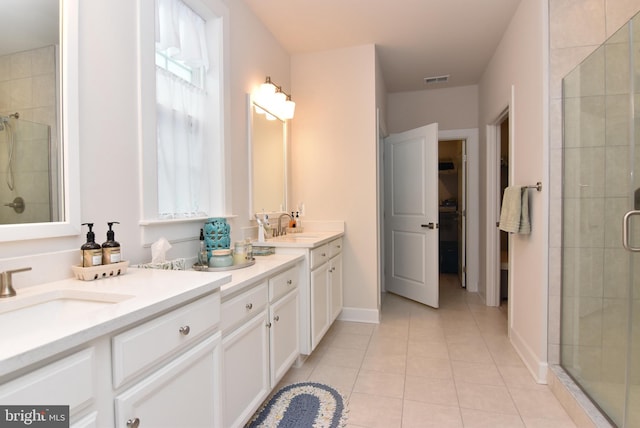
139 214 237 227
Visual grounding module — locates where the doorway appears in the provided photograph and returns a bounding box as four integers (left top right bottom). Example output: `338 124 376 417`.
498 117 509 305
381 125 478 307
438 139 466 288
486 105 511 308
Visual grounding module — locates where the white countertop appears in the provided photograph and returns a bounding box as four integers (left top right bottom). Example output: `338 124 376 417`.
253 230 344 249
0 268 230 379
0 253 304 380
220 253 305 299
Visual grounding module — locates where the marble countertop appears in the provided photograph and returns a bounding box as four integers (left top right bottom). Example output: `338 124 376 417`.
0 254 305 379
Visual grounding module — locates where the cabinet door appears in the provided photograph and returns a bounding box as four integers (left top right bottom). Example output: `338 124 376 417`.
270 289 299 386
0 348 95 415
310 263 330 350
222 310 270 428
114 335 220 428
329 253 343 322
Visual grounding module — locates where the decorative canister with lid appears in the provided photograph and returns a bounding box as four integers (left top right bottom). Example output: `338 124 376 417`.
209 249 233 268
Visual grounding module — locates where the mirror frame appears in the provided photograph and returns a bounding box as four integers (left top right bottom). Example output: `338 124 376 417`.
0 0 80 242
247 94 288 218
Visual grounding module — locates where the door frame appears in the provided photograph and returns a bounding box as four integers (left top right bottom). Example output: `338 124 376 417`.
486 105 512 307
439 128 479 293
379 127 479 295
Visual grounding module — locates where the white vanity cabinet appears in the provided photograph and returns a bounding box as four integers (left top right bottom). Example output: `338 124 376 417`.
113 292 222 428
328 238 343 323
0 348 97 423
268 266 300 383
309 237 343 351
221 282 270 428
221 264 300 428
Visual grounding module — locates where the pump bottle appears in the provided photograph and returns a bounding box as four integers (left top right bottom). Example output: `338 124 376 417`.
102 222 121 264
81 223 102 267
198 228 208 266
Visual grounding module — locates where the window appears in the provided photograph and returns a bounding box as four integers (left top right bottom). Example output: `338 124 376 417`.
138 0 227 225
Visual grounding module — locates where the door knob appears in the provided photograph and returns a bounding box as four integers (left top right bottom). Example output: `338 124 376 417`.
421 223 438 229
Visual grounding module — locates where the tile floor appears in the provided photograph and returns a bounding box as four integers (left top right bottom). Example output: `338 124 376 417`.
277 274 577 427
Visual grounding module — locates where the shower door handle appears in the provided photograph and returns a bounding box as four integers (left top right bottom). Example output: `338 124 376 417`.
622 211 640 251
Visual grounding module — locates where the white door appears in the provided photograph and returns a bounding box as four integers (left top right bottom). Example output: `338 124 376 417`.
384 123 439 308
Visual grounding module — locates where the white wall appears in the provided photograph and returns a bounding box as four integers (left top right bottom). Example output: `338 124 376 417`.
478 0 548 381
291 45 380 319
0 0 291 289
387 85 478 133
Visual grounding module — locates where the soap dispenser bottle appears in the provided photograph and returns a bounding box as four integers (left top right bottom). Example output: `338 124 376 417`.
198 228 208 266
102 222 121 264
81 223 102 267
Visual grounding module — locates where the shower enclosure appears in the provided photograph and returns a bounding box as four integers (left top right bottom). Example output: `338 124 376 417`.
0 114 56 224
561 11 640 427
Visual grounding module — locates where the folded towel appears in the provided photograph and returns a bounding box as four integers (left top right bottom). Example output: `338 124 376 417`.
499 186 531 234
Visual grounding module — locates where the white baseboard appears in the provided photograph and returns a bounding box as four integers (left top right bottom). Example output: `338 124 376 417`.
337 306 380 324
510 326 548 384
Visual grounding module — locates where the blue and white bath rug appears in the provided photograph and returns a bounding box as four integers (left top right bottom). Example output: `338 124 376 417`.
246 382 348 428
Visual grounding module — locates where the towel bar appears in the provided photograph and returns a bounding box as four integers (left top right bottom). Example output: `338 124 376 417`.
526 182 542 192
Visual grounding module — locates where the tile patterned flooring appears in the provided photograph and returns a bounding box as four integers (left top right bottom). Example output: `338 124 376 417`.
278 275 577 427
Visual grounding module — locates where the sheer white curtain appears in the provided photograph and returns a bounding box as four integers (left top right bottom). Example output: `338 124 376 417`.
155 0 209 218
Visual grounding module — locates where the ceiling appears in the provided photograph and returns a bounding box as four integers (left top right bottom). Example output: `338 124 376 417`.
0 0 58 57
243 0 522 93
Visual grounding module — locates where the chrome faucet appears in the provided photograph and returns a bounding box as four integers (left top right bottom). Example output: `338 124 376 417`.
276 213 293 237
0 267 32 298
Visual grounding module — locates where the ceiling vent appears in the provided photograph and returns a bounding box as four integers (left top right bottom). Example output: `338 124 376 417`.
424 74 450 84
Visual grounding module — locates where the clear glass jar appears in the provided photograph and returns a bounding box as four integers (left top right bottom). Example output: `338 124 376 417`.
234 241 248 265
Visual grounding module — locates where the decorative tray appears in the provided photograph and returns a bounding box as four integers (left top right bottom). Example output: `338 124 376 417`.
192 259 256 272
71 261 129 281
253 246 275 256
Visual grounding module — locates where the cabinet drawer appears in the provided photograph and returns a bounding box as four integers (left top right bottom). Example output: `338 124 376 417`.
310 244 329 270
329 238 343 258
221 281 268 332
112 292 220 388
269 266 299 302
0 348 95 413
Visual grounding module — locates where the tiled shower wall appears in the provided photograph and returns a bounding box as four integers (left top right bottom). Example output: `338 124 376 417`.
0 45 57 224
548 0 640 365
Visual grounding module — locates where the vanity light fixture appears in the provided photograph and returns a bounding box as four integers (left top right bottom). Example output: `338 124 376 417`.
254 76 296 120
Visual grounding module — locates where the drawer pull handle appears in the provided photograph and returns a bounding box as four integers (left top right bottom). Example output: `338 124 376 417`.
321 253 326 257
246 303 253 310
287 279 292 285
179 326 190 336
127 418 140 428
274 315 280 322
266 322 272 328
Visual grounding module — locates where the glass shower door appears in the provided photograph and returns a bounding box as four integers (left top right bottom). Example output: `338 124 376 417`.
561 11 640 427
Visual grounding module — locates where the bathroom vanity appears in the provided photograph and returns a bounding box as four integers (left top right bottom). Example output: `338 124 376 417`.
255 229 345 355
0 254 304 428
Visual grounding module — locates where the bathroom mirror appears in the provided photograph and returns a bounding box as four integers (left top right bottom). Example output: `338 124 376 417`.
248 96 287 216
0 0 80 241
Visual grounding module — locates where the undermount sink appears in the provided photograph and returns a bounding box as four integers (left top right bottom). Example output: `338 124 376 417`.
0 289 134 324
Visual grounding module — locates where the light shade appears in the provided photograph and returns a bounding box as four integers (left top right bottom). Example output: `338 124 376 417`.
281 98 296 120
253 76 295 121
